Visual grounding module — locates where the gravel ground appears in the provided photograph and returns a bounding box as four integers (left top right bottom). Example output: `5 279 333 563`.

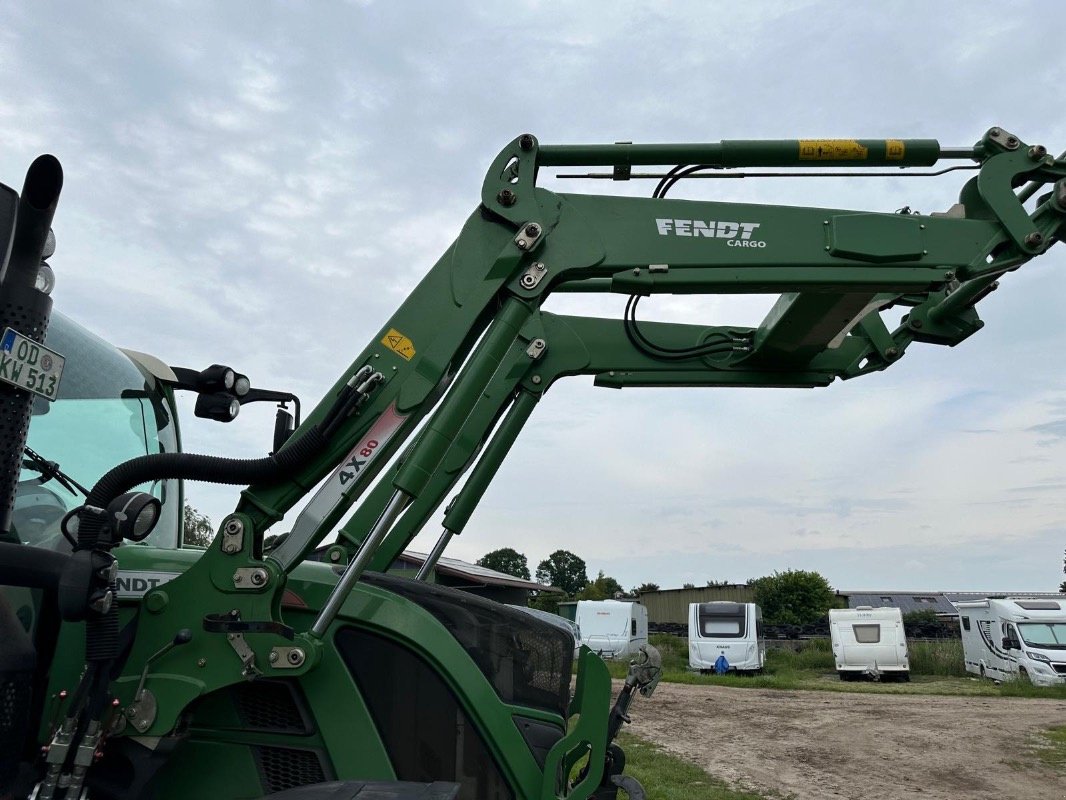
625 681 1066 800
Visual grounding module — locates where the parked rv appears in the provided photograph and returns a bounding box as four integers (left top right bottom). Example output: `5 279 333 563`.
507 604 582 660
953 598 1066 687
574 600 648 660
688 601 765 673
829 607 909 681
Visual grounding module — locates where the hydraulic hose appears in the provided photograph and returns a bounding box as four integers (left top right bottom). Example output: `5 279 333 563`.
75 425 327 550
75 423 331 663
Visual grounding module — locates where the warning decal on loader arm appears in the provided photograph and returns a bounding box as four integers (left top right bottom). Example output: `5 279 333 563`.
798 140 870 161
381 328 416 360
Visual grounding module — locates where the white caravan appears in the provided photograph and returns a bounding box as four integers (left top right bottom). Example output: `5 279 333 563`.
829 607 909 681
574 600 648 660
954 598 1066 687
688 602 765 673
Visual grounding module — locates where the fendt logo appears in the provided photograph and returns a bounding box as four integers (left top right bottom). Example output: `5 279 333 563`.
115 570 179 598
655 218 765 247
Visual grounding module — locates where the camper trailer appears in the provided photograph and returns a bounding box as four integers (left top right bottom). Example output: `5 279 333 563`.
688 602 765 673
829 607 909 681
954 598 1066 687
574 600 648 660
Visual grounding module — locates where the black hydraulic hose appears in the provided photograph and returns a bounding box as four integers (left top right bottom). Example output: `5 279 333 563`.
75 425 328 663
76 425 328 550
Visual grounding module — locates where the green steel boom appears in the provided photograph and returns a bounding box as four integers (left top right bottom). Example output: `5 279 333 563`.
24 127 1066 800
260 128 1064 568
126 123 1066 725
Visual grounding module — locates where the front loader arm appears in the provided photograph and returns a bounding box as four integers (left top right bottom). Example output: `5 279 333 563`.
241 130 1064 565
109 128 1066 751
308 133 1066 575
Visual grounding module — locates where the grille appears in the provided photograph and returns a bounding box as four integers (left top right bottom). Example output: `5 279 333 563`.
253 746 327 794
337 627 514 800
232 680 310 734
0 671 32 789
1053 663 1066 675
362 572 573 717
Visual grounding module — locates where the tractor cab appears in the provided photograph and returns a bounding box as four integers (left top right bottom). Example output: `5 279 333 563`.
10 310 181 554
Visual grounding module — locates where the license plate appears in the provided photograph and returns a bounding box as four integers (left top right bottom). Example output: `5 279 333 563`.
0 327 65 401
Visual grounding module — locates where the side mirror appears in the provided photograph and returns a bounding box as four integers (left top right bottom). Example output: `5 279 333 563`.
1001 637 1017 650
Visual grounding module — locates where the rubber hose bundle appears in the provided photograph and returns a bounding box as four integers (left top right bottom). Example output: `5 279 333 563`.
77 425 327 662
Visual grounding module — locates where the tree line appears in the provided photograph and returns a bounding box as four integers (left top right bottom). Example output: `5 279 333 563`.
476 547 849 623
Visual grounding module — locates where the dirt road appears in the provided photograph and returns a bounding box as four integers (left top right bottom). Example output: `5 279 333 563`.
626 682 1065 800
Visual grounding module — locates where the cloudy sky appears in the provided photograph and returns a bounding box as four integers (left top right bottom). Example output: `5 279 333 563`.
3 1 1065 593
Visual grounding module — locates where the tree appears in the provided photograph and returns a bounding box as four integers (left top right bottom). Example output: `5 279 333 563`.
183 503 214 548
901 609 939 625
706 579 731 587
476 548 530 580
1060 548 1065 593
536 550 588 596
529 592 561 613
682 582 696 589
749 569 836 625
632 582 660 595
578 571 623 600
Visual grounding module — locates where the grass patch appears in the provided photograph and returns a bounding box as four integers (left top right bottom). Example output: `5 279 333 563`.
765 638 834 672
1030 726 1066 771
616 732 769 800
908 639 968 677
998 680 1066 700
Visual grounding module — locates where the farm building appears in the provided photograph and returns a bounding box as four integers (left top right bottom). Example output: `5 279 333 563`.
635 584 758 625
842 590 1066 617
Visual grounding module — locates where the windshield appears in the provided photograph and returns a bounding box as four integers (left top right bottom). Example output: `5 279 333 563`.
12 311 179 551
1018 622 1066 649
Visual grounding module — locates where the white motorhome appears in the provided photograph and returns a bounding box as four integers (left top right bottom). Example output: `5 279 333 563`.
829 607 909 681
688 602 765 673
574 600 648 660
954 598 1066 687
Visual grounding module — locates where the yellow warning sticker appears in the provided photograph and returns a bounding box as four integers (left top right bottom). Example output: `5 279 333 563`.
381 328 416 361
885 139 905 160
798 140 869 161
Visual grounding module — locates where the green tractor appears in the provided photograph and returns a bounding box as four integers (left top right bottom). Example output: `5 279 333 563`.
0 128 1064 799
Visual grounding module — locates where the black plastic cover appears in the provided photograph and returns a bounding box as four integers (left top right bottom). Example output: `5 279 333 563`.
361 573 573 717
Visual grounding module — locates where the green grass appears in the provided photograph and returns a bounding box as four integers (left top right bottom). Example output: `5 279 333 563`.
616 732 770 800
908 639 968 677
596 635 1066 699
1029 726 1066 771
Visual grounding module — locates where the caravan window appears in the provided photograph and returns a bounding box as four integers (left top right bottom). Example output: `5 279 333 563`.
698 604 746 639
852 624 880 644
961 616 971 631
